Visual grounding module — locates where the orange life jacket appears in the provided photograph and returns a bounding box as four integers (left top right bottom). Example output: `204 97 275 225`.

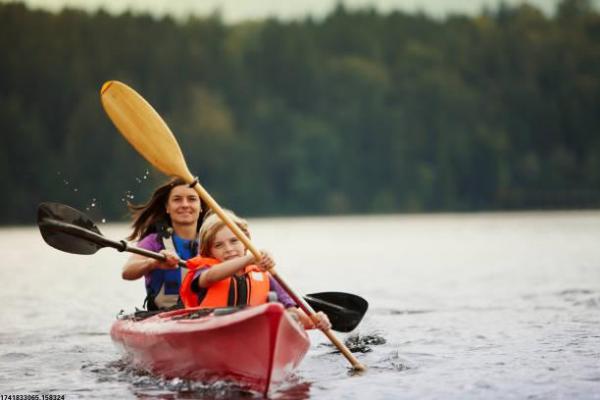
180 256 270 308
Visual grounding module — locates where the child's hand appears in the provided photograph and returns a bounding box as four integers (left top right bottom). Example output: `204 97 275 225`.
312 311 332 331
256 250 275 272
286 308 332 330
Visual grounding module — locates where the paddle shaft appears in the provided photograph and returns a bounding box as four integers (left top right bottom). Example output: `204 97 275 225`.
44 218 186 267
118 239 187 267
270 269 365 370
190 182 365 370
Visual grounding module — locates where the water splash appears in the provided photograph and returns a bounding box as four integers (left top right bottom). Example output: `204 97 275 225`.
344 332 387 353
121 191 135 203
85 198 97 212
377 350 413 372
58 171 76 192
90 358 261 399
135 170 151 184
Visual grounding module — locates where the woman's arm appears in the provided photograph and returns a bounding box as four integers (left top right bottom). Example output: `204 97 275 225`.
121 234 180 281
122 254 155 280
122 250 180 280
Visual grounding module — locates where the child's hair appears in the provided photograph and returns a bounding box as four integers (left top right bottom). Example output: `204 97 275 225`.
199 210 251 257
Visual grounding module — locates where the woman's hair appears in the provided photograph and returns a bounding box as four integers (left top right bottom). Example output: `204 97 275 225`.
198 209 250 257
127 178 206 241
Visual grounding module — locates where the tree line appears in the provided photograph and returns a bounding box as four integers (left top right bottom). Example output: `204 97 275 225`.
1 0 599 225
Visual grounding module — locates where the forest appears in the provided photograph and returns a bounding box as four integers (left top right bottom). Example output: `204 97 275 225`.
1 0 599 224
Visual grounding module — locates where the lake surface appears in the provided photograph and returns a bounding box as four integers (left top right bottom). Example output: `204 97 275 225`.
1 211 599 399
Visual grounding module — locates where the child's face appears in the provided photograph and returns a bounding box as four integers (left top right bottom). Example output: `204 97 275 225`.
209 226 246 261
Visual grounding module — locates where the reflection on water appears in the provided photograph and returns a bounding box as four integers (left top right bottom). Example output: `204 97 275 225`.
1 211 599 399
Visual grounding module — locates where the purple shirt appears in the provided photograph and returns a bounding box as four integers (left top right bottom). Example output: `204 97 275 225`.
136 233 164 286
137 233 163 252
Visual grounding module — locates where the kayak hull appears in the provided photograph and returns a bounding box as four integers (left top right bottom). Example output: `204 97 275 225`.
110 303 310 394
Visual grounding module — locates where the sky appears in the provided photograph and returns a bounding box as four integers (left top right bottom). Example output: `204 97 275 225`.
3 0 590 22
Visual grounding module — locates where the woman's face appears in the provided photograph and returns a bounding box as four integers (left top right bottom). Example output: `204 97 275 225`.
209 226 246 261
165 184 201 227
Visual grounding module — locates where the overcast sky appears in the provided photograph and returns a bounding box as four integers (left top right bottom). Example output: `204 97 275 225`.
3 0 596 22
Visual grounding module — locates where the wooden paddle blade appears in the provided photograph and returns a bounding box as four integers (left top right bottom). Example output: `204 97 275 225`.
100 81 195 182
37 202 105 255
305 292 369 332
100 81 262 260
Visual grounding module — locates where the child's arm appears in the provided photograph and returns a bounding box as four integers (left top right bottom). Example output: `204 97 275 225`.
198 253 255 287
198 251 275 287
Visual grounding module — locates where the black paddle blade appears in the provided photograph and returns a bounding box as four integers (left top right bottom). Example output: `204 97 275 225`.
38 202 106 255
305 292 369 332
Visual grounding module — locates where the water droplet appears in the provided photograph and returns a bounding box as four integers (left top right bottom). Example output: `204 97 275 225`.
91 202 96 208
63 180 69 185
101 218 106 223
73 188 79 192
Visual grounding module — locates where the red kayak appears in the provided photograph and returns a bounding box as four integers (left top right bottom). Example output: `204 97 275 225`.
110 302 310 395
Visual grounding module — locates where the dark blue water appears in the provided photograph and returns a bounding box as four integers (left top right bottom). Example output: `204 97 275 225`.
1 212 599 399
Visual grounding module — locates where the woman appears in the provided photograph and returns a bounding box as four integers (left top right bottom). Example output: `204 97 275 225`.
122 178 207 310
180 210 331 330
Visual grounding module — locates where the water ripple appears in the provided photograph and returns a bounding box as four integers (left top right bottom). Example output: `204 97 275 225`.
1 352 31 360
557 289 600 309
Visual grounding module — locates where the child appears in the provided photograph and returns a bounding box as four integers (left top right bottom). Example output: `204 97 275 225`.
180 210 331 330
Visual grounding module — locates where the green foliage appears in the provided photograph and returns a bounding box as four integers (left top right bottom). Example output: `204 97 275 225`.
1 0 599 224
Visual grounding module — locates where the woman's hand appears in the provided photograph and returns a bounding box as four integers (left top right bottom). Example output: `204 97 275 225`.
153 250 180 270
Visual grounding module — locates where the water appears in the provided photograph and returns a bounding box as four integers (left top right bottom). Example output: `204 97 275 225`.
1 211 599 399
